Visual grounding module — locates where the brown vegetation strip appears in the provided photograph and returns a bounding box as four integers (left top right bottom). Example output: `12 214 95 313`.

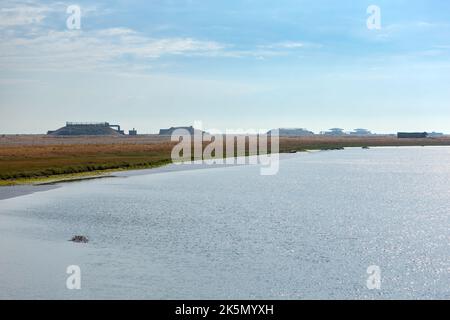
1 135 450 181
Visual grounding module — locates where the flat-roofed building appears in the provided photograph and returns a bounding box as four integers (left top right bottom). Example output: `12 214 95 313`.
268 128 314 136
397 132 428 138
350 128 372 136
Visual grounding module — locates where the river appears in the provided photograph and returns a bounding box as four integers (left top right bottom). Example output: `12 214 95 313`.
0 147 449 299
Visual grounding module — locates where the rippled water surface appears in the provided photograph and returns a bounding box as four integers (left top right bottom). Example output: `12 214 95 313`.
1 147 449 299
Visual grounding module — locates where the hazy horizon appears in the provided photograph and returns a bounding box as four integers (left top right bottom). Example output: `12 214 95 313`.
0 121 447 136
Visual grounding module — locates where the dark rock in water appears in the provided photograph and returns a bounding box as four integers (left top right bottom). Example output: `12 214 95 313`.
70 235 89 243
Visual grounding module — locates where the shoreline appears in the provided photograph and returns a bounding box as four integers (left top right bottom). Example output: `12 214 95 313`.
2 145 450 200
0 152 303 200
2 135 450 186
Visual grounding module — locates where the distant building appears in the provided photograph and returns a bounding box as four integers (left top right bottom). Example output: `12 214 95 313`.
47 122 126 136
428 132 444 137
397 132 428 139
267 128 314 136
159 126 207 136
323 128 346 136
129 128 137 136
350 128 372 136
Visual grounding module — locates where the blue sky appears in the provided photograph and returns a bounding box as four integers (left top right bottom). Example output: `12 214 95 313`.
1 0 450 133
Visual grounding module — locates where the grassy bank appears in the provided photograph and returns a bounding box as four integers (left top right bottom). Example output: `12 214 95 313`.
0 161 174 186
1 135 450 185
0 140 176 185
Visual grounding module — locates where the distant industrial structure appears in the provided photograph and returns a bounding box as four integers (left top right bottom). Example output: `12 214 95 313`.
350 128 372 136
428 132 444 137
45 122 446 138
321 128 346 136
397 132 428 139
268 128 314 136
159 126 206 136
268 127 379 136
317 128 375 136
47 122 137 136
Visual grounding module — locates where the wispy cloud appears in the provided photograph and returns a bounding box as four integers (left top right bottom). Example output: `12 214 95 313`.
0 1 55 27
0 0 108 28
0 1 320 73
0 1 224 72
260 41 305 49
0 27 227 71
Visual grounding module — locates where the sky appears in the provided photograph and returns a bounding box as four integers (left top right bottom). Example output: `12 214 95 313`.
1 0 450 134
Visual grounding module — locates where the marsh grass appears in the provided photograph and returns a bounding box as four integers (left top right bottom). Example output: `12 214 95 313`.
1 135 449 185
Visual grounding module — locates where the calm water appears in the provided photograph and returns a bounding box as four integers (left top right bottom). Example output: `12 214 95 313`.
0 147 449 299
